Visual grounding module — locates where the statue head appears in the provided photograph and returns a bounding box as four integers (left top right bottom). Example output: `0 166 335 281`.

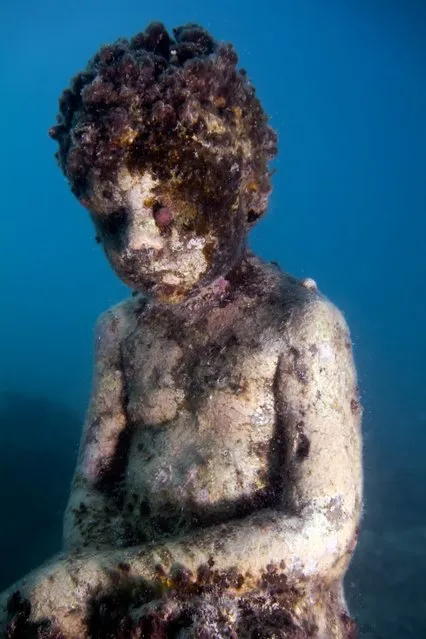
50 23 277 302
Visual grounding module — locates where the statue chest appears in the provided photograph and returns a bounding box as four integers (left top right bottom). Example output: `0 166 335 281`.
120 325 284 539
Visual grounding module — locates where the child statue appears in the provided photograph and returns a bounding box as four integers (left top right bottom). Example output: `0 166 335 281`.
0 22 362 638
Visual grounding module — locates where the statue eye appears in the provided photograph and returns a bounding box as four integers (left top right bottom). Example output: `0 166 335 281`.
99 207 128 236
152 202 174 230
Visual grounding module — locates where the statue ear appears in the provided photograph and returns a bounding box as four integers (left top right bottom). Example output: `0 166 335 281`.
247 209 261 226
242 167 275 228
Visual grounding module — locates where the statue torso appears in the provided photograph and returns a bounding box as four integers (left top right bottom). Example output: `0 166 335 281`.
117 259 314 543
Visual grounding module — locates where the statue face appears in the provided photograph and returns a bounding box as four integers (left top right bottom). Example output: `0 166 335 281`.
84 159 247 303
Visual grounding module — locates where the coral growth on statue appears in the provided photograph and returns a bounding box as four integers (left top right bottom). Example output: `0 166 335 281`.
1 22 362 639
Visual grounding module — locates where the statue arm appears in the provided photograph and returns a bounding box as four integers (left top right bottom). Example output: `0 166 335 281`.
63 304 131 550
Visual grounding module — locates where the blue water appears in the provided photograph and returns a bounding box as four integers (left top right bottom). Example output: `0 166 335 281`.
1 1 425 636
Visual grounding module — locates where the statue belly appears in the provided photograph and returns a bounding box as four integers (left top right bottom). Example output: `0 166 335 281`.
123 387 278 541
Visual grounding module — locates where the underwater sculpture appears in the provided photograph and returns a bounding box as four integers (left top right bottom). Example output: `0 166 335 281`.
0 22 363 638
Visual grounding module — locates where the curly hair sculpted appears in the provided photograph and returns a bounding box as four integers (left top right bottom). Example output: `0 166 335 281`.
49 23 277 226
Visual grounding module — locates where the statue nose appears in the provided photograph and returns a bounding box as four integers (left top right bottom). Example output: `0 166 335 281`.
126 207 164 251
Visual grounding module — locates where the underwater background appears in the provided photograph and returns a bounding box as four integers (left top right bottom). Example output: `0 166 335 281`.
0 0 425 636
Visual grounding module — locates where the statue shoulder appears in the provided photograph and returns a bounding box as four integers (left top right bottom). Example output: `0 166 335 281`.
268 270 354 373
287 289 352 356
277 279 359 418
94 293 148 356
